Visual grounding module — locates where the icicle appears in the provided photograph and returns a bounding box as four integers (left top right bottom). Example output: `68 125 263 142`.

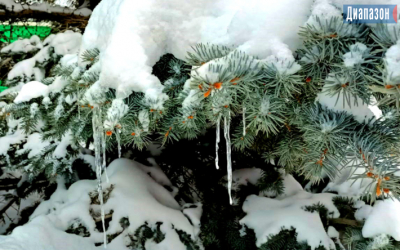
101 124 109 183
215 114 221 170
77 84 80 120
92 106 107 248
116 128 121 158
242 107 246 136
224 111 233 205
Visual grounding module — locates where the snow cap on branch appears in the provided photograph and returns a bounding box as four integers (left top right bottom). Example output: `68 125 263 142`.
80 0 314 105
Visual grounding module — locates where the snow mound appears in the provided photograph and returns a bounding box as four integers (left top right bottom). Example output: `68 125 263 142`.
14 81 50 103
0 216 98 250
0 159 198 250
355 204 373 221
384 40 400 80
1 35 43 54
80 0 314 102
240 173 339 249
241 195 336 249
362 199 400 241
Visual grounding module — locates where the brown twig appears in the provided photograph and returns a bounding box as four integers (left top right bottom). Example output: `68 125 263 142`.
329 218 363 227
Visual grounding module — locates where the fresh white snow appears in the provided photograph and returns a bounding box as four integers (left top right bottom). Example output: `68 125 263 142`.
0 159 199 250
80 0 314 103
362 199 400 241
14 81 50 103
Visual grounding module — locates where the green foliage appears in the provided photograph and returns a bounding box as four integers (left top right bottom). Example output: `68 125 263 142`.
258 227 326 250
370 24 400 51
299 16 368 50
65 219 91 238
257 169 284 197
2 15 400 250
300 104 357 182
126 222 166 250
343 227 400 250
175 228 200 250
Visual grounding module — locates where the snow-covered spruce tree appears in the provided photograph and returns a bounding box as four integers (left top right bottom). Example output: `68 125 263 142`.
1 0 400 249
0 29 84 234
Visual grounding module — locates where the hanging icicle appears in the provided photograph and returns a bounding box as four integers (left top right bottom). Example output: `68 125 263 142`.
224 111 233 205
116 127 122 158
77 84 80 120
101 121 109 183
242 107 246 136
92 106 107 248
215 114 221 170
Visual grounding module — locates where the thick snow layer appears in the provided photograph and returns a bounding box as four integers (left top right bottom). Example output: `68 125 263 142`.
80 0 314 101
7 58 37 81
362 199 400 241
316 88 382 123
354 204 373 221
241 195 336 250
353 200 365 209
14 81 49 103
1 36 42 54
240 172 339 249
182 203 203 237
0 216 98 250
385 41 400 80
14 75 72 103
49 31 82 55
60 54 79 67
327 226 339 238
2 159 198 250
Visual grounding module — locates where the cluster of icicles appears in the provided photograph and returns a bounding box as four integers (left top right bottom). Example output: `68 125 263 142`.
92 106 242 247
